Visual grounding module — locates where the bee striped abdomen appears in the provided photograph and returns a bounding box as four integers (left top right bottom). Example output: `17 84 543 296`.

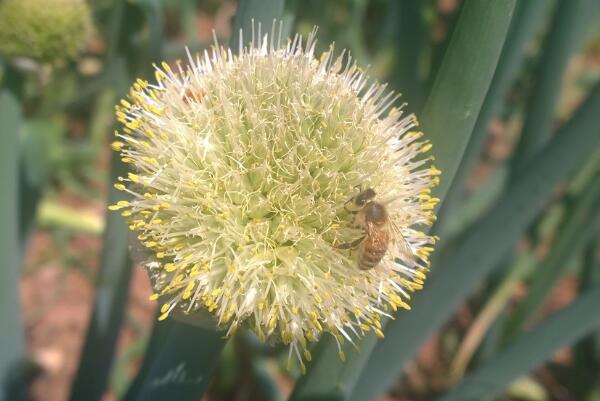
358 228 390 270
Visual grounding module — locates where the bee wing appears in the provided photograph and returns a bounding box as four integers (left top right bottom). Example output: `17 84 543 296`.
389 220 416 265
335 235 366 250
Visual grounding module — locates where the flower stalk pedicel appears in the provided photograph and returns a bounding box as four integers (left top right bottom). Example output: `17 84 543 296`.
110 27 439 371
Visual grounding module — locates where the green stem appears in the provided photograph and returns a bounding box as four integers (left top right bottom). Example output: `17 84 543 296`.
435 0 554 233
390 0 426 114
572 236 600 400
67 139 133 401
424 0 517 201
449 252 536 379
123 320 226 401
0 85 26 401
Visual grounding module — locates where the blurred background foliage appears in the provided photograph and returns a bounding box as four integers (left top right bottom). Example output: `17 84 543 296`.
1 0 600 401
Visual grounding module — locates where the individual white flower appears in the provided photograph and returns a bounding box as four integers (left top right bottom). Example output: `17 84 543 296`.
110 26 439 372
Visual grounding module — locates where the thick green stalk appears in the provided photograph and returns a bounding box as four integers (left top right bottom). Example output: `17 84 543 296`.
4 62 41 255
437 284 600 401
349 82 600 401
68 2 144 400
390 0 426 114
67 120 133 401
511 0 600 176
123 321 226 401
19 119 63 247
291 1 517 400
423 0 517 201
435 0 554 233
572 237 600 400
0 87 26 401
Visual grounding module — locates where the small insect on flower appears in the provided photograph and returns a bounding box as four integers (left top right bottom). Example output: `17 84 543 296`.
109 23 440 372
337 187 415 271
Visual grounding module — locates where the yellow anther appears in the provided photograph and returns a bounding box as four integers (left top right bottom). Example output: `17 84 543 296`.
161 61 172 72
429 166 442 176
155 70 166 82
406 131 424 140
125 120 141 130
108 200 129 210
420 143 433 153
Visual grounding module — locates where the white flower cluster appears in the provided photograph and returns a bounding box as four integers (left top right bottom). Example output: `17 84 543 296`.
110 27 439 371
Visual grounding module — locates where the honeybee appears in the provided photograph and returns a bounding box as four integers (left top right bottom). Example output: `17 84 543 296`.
337 187 414 270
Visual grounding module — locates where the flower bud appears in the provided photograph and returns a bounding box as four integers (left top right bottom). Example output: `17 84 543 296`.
0 0 91 63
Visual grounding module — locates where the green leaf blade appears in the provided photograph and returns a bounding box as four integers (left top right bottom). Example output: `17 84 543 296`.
67 147 133 401
123 321 226 401
425 0 517 202
0 89 26 401
435 0 554 232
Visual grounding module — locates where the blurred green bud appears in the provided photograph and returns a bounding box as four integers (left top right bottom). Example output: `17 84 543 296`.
0 0 91 63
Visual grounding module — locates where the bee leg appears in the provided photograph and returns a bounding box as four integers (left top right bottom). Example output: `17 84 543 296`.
335 236 365 250
344 198 357 213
